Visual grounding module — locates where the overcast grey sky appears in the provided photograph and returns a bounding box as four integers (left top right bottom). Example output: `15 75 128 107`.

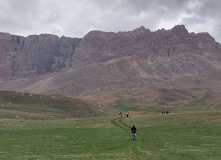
1 0 221 42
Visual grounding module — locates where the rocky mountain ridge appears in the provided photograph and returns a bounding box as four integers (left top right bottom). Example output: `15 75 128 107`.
0 25 221 101
0 33 80 80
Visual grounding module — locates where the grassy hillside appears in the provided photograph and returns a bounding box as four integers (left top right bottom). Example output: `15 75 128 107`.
110 88 221 114
0 90 105 120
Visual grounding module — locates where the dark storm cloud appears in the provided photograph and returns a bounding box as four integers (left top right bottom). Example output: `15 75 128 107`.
0 0 221 42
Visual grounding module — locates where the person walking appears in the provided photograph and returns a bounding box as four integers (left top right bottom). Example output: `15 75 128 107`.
131 125 137 140
126 111 129 117
119 111 122 117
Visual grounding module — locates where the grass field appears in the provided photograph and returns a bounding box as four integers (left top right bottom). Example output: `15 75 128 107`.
0 91 221 159
1 111 221 159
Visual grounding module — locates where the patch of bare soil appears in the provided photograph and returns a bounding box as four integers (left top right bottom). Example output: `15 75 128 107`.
210 119 221 123
200 144 217 146
206 93 221 108
128 111 152 117
83 94 119 104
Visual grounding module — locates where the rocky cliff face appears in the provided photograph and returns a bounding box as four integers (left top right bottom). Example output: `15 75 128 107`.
0 33 80 80
0 25 221 98
73 25 221 77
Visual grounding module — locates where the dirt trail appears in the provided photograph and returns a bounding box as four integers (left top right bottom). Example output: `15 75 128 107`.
111 118 154 158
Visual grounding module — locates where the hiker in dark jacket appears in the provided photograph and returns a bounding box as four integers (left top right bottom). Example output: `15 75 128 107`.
131 125 137 140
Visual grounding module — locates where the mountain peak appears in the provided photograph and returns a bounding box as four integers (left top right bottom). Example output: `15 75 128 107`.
0 25 221 99
171 24 188 34
132 26 149 34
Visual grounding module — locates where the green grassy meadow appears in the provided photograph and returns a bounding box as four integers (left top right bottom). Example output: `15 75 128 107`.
1 112 221 159
0 91 221 159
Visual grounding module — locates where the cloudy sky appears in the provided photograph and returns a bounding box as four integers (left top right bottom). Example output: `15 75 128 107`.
1 0 221 42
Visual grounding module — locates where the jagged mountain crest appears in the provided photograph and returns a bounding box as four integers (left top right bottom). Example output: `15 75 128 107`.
0 25 221 99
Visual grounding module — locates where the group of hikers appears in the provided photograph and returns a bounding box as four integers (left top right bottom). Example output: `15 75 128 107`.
118 111 137 141
162 111 170 114
118 111 129 118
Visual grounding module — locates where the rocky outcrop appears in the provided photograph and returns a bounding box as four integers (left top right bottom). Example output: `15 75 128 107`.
73 25 221 77
0 33 80 80
0 25 221 97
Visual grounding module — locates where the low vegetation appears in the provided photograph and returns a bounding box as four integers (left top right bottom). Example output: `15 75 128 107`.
0 90 221 159
0 90 105 120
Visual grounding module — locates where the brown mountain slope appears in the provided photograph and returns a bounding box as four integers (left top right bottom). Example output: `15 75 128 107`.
0 25 221 105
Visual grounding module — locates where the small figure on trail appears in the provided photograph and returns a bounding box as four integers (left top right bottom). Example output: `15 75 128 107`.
119 111 122 117
126 111 129 118
131 125 137 141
